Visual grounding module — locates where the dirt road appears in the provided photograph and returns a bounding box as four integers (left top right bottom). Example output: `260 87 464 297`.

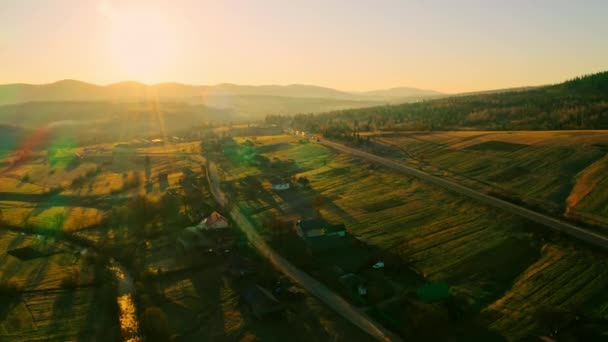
206 161 401 342
319 138 608 249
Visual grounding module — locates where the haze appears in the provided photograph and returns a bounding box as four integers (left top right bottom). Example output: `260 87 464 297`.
2 0 607 93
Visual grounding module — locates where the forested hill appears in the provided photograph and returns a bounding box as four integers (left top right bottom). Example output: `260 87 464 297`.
278 71 608 132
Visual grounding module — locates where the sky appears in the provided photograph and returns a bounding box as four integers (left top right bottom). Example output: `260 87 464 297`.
1 0 607 93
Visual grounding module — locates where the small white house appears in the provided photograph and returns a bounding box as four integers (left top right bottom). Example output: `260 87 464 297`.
271 182 290 191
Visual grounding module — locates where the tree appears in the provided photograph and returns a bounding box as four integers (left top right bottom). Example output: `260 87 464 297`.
158 192 180 221
126 195 158 237
140 306 170 342
296 176 310 187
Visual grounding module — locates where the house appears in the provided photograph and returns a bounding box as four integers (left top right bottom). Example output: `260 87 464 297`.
295 219 346 239
270 180 290 191
269 175 291 191
199 211 229 230
241 285 284 318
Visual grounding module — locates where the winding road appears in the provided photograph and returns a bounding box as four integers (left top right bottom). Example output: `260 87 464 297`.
319 138 608 249
206 161 401 342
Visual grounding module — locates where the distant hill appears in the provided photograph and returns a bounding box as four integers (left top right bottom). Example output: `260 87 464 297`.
0 80 444 108
356 87 444 101
287 71 608 131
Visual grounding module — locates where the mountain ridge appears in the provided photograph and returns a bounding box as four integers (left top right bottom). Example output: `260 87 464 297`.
0 80 444 106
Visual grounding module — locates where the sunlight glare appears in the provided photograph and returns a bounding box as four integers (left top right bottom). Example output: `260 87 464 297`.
105 8 178 81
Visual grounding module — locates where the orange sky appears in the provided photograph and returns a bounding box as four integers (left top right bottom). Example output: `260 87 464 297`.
2 0 608 93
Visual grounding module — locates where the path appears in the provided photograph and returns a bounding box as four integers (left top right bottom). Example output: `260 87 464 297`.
206 161 401 342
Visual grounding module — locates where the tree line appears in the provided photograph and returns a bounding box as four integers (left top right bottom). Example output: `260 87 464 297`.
266 71 608 133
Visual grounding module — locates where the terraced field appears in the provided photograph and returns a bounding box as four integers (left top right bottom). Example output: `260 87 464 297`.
216 134 608 340
369 131 608 228
485 244 608 340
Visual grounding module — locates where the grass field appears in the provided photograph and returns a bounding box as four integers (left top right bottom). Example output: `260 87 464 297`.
369 130 608 228
0 230 118 341
215 134 608 340
1 136 373 341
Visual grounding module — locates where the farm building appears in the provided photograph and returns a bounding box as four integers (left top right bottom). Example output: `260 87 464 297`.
295 219 346 239
241 285 284 319
270 178 290 191
199 211 230 230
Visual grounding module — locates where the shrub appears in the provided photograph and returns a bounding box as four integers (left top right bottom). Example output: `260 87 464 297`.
71 174 86 188
0 280 23 296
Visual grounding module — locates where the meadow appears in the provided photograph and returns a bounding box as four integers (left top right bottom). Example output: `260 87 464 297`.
0 230 118 341
369 130 608 229
215 134 608 340
1 136 377 341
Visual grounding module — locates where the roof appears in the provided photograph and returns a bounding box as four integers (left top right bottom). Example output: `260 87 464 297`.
297 219 327 231
203 211 227 226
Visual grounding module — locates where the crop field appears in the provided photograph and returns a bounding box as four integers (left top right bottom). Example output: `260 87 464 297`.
370 130 608 228
0 230 117 341
0 134 375 341
485 244 608 340
216 134 608 339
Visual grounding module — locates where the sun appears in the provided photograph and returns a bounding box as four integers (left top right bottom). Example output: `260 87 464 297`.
105 8 178 81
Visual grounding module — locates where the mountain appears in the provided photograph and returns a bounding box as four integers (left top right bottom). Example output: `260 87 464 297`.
289 71 608 131
0 80 444 107
356 87 444 100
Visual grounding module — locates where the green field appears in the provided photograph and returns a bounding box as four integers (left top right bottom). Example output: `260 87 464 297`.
369 131 608 228
0 230 118 341
215 134 608 340
1 136 378 341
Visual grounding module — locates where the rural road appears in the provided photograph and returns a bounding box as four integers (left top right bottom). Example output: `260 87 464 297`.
319 138 608 249
206 161 401 342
